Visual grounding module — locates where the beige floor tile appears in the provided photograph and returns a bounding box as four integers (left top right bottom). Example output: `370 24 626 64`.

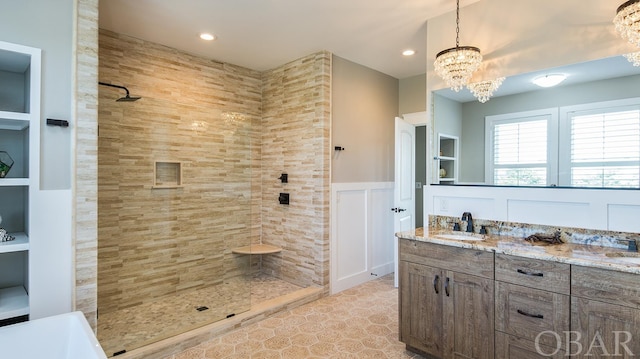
169 273 423 358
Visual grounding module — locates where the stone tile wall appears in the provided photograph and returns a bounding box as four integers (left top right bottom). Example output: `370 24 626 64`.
98 30 262 313
261 52 332 290
75 0 99 329
96 30 331 315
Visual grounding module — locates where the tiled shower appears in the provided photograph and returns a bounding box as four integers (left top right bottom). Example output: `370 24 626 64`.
97 29 330 355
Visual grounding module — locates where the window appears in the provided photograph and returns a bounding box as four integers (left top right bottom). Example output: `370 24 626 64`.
486 109 557 186
485 98 640 189
559 100 640 188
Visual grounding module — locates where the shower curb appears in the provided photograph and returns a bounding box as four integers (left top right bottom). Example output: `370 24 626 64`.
113 286 324 359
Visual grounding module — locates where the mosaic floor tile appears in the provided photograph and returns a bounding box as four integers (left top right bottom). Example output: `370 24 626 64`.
166 274 424 359
98 272 302 356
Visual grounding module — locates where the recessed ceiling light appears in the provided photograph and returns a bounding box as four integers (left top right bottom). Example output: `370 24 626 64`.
402 49 416 56
532 74 567 88
199 33 216 41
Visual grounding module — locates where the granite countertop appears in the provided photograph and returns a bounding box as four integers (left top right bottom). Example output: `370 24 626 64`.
396 227 640 274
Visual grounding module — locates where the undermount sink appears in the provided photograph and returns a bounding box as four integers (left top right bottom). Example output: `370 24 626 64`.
434 233 486 241
605 252 640 264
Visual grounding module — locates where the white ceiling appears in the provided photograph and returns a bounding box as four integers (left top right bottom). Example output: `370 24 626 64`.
98 0 480 80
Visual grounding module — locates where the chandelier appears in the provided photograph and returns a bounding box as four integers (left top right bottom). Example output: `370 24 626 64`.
624 51 640 66
467 77 505 103
434 0 482 92
614 0 640 47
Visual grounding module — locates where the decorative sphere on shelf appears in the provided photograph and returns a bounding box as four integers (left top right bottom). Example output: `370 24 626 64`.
439 168 447 178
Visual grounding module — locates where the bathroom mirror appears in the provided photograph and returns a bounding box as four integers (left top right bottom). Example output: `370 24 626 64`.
432 54 640 189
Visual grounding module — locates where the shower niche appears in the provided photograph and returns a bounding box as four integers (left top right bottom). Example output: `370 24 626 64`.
153 161 183 188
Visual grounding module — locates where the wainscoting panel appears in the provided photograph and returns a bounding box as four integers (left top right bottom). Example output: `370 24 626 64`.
608 204 640 233
427 185 640 232
508 200 590 228
334 189 367 282
331 182 394 294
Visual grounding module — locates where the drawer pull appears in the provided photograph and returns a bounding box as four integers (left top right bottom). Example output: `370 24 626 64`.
517 269 544 277
517 309 544 319
433 275 440 294
445 277 450 297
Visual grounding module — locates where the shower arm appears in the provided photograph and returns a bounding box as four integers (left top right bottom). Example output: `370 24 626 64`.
98 81 132 96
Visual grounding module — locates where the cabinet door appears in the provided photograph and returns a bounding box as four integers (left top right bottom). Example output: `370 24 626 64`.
444 271 494 359
571 297 640 358
400 261 444 358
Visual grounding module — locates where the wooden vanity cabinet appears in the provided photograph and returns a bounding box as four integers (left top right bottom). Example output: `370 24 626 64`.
399 239 494 359
571 266 640 358
494 254 570 358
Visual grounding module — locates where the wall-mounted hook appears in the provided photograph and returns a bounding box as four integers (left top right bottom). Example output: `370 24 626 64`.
334 146 345 151
278 173 288 183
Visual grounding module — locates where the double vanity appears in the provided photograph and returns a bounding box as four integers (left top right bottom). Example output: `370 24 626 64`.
396 216 640 359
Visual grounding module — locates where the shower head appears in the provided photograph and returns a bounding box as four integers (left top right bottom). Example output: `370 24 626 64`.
98 81 141 102
116 94 142 102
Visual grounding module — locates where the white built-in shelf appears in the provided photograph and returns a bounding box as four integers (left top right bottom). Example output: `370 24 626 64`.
232 243 282 255
439 156 455 161
0 178 29 187
0 233 29 253
439 178 456 182
0 286 29 320
0 111 30 131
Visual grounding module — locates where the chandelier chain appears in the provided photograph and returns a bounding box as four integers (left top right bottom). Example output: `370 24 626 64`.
434 0 482 92
455 0 460 48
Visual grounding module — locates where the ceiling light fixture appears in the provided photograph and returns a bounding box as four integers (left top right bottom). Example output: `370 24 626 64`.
624 51 640 66
614 0 640 47
402 49 416 56
467 77 505 103
532 74 567 88
434 0 482 92
199 33 216 41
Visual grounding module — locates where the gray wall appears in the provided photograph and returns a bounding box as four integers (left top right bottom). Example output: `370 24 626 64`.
457 74 640 183
0 1 73 190
399 74 426 114
434 94 462 140
332 55 399 183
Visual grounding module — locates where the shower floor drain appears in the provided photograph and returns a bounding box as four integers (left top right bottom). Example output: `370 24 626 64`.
196 306 209 312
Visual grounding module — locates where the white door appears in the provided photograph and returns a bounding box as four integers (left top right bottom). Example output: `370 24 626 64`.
393 117 415 287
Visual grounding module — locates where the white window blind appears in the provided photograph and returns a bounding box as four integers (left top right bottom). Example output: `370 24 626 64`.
491 118 548 186
569 109 640 188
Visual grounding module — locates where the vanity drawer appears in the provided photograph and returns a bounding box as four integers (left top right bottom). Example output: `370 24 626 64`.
572 265 640 309
495 254 570 294
496 332 565 359
399 239 493 279
495 282 570 348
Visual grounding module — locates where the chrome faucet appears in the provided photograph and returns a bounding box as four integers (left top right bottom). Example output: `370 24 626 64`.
461 212 473 233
